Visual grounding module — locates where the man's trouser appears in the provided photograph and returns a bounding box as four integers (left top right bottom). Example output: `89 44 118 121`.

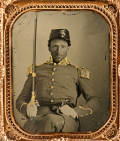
23 113 80 133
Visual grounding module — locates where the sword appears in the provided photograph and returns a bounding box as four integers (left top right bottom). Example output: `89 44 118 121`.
29 12 39 118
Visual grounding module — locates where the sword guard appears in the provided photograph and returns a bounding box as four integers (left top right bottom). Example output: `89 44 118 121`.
32 73 36 77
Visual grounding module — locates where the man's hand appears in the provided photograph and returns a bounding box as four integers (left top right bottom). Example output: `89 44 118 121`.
59 105 78 119
27 104 37 118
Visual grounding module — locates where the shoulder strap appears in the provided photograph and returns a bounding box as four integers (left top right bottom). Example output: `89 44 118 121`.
68 62 77 68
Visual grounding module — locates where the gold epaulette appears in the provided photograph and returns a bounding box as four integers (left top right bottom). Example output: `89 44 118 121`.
78 67 89 79
27 64 33 76
27 62 48 76
27 64 39 76
44 60 49 64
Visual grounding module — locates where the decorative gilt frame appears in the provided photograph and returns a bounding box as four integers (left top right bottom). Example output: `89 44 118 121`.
0 0 120 140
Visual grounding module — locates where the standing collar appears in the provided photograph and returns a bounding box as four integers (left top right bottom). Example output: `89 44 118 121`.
47 56 69 65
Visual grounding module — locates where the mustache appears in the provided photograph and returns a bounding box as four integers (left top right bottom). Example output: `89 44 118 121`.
55 55 63 57
55 53 63 56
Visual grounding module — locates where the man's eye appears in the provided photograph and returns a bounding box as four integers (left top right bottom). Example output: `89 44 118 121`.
62 46 65 48
53 45 58 48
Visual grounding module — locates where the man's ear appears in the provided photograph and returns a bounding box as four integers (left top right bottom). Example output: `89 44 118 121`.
67 46 70 50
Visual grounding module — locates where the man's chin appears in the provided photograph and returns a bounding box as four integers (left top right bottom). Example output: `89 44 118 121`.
55 60 62 63
54 58 63 63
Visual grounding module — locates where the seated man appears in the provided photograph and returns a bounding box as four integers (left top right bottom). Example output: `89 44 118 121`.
16 29 101 133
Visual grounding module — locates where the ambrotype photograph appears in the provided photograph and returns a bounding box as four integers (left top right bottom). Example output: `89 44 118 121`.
12 11 110 133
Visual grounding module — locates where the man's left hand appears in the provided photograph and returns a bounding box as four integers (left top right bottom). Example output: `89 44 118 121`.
59 105 78 119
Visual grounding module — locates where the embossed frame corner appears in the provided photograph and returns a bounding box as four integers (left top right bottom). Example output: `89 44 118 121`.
0 0 120 140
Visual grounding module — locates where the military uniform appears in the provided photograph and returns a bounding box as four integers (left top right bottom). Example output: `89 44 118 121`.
16 56 101 133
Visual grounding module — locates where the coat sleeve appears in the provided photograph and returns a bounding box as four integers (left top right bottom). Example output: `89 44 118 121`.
74 67 101 118
16 74 32 118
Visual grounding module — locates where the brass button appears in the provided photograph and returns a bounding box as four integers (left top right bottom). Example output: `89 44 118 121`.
51 78 54 82
54 63 56 66
52 72 54 75
50 92 53 96
53 68 56 71
51 99 53 102
51 86 53 89
86 114 88 116
81 115 84 117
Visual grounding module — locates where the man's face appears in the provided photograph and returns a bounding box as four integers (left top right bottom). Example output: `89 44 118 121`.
49 39 69 63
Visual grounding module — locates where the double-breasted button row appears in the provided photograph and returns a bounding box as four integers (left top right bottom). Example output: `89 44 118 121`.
50 64 57 102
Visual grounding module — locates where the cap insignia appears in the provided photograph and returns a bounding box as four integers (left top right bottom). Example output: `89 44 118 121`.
60 30 66 38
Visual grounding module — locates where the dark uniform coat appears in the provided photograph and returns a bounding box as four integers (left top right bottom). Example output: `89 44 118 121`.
16 57 101 132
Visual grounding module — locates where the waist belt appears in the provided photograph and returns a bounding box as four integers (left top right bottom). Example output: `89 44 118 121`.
38 99 74 109
51 101 74 111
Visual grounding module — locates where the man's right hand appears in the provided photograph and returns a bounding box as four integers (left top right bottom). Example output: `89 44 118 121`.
27 104 37 118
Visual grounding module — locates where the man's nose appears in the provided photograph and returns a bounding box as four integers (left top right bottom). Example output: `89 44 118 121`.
57 47 62 54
